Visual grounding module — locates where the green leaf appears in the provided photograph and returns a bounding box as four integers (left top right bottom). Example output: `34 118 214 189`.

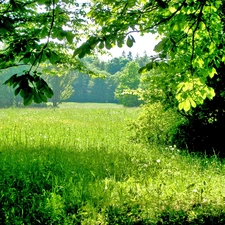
14 87 21 96
88 36 99 49
207 87 215 99
126 35 134 48
49 52 59 64
183 99 191 111
39 92 48 102
73 48 82 57
23 93 33 106
78 50 86 58
190 98 196 108
117 37 124 48
208 67 217 78
33 91 43 104
65 31 74 44
44 87 54 98
154 38 166 52
105 40 112 50
99 41 104 49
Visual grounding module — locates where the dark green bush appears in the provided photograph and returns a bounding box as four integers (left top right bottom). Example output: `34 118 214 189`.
171 63 225 156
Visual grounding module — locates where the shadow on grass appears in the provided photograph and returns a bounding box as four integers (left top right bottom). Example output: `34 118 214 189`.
0 145 225 224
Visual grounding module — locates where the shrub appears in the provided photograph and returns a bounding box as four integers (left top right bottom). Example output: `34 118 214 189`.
130 103 186 145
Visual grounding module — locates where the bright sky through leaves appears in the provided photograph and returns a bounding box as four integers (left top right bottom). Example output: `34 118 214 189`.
107 33 158 58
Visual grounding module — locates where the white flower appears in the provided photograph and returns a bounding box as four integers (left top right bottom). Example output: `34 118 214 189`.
156 159 161 163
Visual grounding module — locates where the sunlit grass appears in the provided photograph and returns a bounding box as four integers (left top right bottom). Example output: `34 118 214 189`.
0 104 225 224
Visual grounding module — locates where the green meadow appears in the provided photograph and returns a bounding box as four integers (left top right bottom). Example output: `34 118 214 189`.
0 103 225 224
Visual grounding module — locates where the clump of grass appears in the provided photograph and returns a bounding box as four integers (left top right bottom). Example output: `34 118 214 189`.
0 105 225 224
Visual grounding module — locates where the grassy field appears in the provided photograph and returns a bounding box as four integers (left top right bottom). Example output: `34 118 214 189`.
0 103 225 224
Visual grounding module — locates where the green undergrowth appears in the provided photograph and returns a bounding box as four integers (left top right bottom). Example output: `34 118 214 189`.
0 105 225 224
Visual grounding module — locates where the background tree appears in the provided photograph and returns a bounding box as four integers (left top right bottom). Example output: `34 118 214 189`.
68 73 91 103
115 61 142 107
43 67 77 107
105 56 129 75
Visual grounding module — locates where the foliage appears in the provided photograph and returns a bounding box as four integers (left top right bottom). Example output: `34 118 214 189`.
67 56 123 104
42 65 77 106
171 62 225 155
0 72 16 107
115 61 142 107
0 0 92 104
2 0 224 109
105 56 130 75
76 0 224 111
0 66 28 107
130 103 185 145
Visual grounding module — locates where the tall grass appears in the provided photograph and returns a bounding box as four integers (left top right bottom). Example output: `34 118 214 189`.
0 103 225 224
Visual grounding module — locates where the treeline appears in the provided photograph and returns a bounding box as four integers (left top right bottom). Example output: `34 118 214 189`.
0 51 150 107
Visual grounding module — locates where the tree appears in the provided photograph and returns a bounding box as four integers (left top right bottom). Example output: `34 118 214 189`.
115 61 142 107
127 51 133 61
105 57 129 75
1 0 225 110
0 0 92 105
42 66 77 106
76 0 224 111
68 72 91 102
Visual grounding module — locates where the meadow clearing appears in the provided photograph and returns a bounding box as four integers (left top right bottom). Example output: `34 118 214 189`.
0 103 225 224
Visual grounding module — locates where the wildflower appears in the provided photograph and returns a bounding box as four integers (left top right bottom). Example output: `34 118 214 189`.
156 159 160 163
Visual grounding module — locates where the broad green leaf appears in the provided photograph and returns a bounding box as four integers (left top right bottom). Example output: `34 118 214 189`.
105 40 112 49
126 35 134 48
208 67 217 78
178 101 184 111
117 37 124 48
189 98 196 108
33 91 43 104
78 50 87 58
14 87 21 96
65 32 74 44
183 99 190 111
99 41 104 49
154 38 166 52
39 92 48 102
73 48 82 57
23 93 33 106
49 52 59 64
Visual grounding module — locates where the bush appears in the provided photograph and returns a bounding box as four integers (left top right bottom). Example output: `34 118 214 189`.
171 63 225 156
130 103 186 145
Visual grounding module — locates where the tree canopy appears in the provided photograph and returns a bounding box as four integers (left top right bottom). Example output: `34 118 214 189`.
78 0 224 111
1 0 224 109
0 0 91 104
